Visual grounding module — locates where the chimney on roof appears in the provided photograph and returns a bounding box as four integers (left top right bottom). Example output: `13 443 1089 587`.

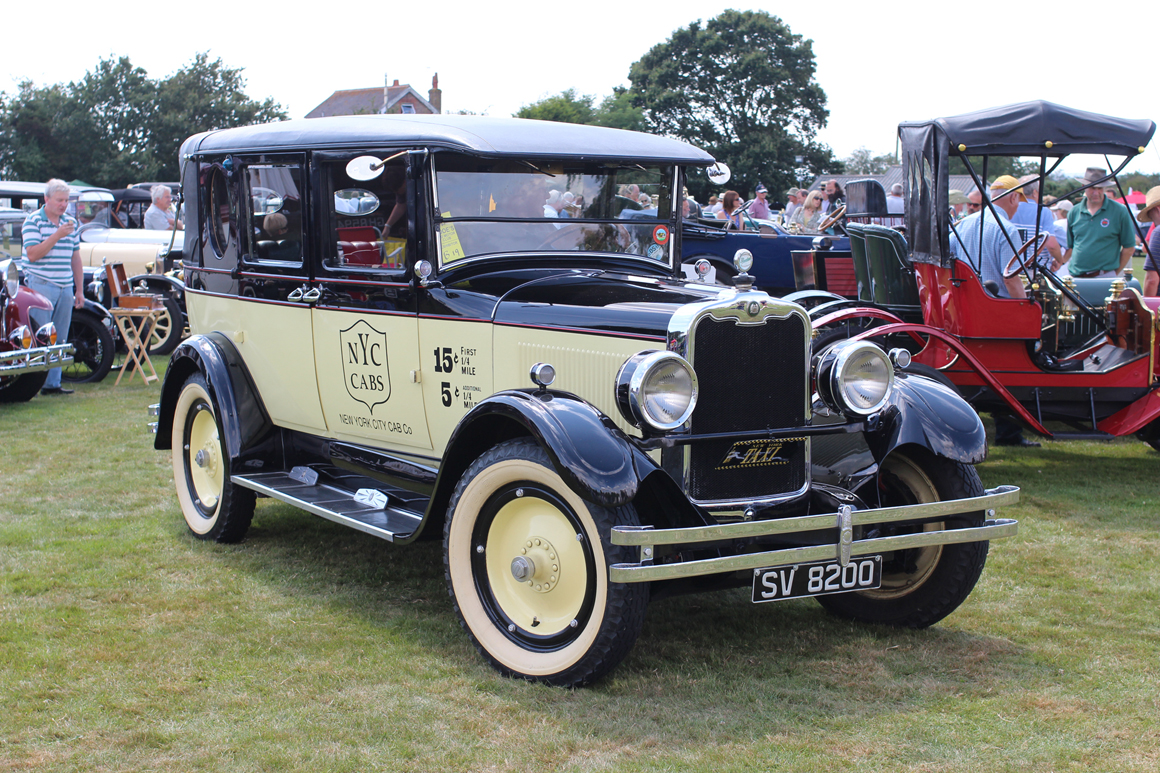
429 73 441 114
393 79 400 87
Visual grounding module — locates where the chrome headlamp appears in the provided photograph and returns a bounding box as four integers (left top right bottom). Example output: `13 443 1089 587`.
35 322 57 347
9 324 32 350
4 260 17 298
616 351 698 432
815 340 894 417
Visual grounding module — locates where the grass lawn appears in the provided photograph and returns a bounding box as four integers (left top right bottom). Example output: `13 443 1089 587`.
2 362 1158 772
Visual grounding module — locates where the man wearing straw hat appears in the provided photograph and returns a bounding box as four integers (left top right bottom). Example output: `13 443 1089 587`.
1137 186 1160 296
1063 168 1136 278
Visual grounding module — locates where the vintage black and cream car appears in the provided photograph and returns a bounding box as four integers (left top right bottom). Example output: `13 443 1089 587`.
150 116 1019 686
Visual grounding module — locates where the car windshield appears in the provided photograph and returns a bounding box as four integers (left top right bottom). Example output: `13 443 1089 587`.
434 155 675 264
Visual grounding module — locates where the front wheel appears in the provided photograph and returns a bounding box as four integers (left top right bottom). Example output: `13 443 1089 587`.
816 450 988 628
0 371 48 403
171 373 255 542
444 439 648 686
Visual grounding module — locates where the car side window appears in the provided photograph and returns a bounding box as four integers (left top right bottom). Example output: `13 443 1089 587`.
244 164 304 266
201 163 235 263
323 155 410 276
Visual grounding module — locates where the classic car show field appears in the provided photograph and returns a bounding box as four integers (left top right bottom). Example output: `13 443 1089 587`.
2 368 1157 771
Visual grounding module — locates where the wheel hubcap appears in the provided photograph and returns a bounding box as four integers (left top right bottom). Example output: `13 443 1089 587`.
188 405 222 510
484 495 588 637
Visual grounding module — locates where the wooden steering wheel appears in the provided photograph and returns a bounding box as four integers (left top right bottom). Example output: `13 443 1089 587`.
1002 232 1049 278
818 204 846 232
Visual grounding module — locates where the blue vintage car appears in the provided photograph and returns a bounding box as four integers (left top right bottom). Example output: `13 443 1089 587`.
681 212 850 295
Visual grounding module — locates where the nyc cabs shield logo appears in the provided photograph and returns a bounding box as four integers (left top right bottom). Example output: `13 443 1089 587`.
340 320 391 413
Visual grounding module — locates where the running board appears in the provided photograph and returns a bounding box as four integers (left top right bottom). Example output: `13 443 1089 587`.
232 470 424 542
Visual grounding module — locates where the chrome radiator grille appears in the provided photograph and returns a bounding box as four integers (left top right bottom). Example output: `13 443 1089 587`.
685 310 810 504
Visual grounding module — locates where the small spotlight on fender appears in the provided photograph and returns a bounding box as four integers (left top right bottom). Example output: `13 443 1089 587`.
530 362 556 388
889 348 912 369
694 258 712 281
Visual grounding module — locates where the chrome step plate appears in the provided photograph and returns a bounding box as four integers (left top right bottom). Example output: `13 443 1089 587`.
232 472 424 542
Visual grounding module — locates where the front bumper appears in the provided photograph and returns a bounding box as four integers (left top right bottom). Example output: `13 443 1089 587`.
609 485 1019 583
0 343 74 376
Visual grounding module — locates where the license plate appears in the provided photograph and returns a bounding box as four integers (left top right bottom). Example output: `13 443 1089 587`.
751 556 882 603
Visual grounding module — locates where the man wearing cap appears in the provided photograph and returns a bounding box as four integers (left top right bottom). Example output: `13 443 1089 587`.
950 176 1029 300
745 184 770 220
1064 168 1135 278
1049 199 1073 246
953 179 1043 447
1137 185 1160 296
784 188 801 221
886 183 904 215
948 189 969 221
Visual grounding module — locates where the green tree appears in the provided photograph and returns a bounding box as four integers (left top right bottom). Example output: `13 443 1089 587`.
0 54 286 187
592 88 645 132
844 147 897 175
516 87 645 131
516 89 595 124
627 10 839 200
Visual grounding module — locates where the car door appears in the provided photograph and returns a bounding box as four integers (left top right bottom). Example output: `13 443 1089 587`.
226 155 328 435
309 151 432 451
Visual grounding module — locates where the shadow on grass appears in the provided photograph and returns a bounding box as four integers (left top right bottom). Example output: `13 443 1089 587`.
196 499 1033 744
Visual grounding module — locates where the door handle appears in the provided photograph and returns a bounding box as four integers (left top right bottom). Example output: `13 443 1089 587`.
302 287 322 303
286 287 304 302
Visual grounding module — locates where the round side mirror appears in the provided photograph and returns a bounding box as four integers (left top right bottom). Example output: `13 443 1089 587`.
346 156 386 182
707 162 731 186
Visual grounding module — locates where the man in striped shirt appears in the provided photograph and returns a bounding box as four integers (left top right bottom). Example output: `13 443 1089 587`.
22 179 84 395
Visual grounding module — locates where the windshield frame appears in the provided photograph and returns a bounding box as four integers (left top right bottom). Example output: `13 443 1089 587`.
429 151 683 274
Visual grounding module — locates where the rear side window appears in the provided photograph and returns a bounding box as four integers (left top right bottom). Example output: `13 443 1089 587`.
205 166 232 258
244 165 304 266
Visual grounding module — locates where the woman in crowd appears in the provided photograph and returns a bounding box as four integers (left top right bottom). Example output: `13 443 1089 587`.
717 190 743 228
790 190 825 232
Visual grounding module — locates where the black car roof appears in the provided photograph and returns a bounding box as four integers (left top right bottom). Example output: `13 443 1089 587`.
900 100 1156 157
184 115 717 165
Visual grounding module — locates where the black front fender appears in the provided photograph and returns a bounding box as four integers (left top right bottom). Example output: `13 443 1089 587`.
424 389 660 529
153 332 272 459
867 373 987 465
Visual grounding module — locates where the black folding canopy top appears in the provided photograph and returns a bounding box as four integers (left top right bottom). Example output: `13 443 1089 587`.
899 101 1156 266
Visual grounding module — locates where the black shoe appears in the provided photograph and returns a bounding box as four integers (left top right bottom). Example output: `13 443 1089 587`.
40 387 74 395
996 437 1040 448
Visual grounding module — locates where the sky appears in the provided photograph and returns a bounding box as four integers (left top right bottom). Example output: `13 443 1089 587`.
5 1 1159 179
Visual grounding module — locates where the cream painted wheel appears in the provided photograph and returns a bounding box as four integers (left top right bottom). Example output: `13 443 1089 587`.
817 450 988 628
444 439 647 686
171 374 254 542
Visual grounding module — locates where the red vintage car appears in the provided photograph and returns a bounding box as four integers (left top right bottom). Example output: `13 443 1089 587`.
1 257 74 402
809 101 1160 448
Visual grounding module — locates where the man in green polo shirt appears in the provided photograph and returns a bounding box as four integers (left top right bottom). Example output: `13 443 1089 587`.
1064 167 1136 278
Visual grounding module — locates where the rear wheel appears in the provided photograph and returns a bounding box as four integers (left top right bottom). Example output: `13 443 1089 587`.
444 439 648 686
1139 419 1160 452
816 450 988 628
61 311 114 384
171 374 255 542
147 295 184 356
